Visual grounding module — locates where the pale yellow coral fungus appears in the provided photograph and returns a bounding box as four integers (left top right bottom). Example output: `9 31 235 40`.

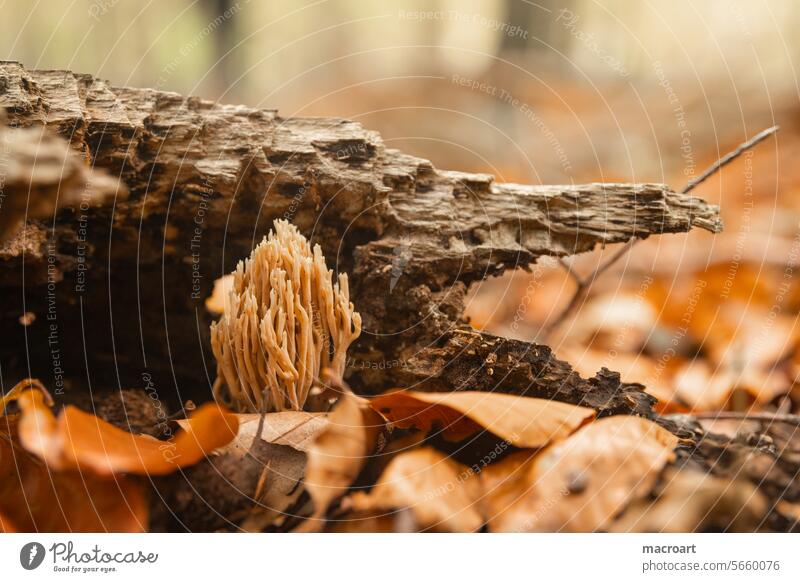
210 220 361 412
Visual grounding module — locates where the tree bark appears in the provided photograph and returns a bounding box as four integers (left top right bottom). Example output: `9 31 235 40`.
0 61 720 405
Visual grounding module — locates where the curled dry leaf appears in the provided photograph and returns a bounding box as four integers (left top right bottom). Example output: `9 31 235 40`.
0 423 148 532
13 383 61 466
370 390 594 447
490 416 678 532
174 411 328 532
302 389 384 528
349 447 484 532
16 386 238 476
0 381 147 532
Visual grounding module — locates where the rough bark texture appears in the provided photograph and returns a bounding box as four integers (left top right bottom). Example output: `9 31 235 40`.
4 64 794 531
0 118 122 243
0 61 721 407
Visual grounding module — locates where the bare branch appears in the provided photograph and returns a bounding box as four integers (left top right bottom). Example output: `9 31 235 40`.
543 125 780 338
682 125 779 194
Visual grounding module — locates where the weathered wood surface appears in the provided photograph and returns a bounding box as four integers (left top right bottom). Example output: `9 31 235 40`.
0 117 122 243
0 61 720 407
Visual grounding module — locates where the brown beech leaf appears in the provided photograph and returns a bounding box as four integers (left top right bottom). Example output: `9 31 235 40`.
174 411 327 532
180 411 327 456
232 411 327 453
670 360 735 412
238 443 308 533
14 384 61 466
17 389 238 476
490 416 678 532
214 412 327 532
302 389 384 528
349 447 484 532
777 500 800 528
558 291 658 353
476 450 538 530
370 390 594 447
611 468 767 533
1 415 147 532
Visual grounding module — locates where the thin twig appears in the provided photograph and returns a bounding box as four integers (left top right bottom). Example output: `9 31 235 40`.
590 237 639 281
692 411 800 427
681 125 779 194
544 237 639 337
558 257 581 285
542 126 779 338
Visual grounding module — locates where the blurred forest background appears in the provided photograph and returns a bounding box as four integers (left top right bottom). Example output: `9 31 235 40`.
2 0 796 181
4 0 800 423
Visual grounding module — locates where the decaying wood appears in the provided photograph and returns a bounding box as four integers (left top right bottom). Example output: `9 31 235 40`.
0 115 122 242
0 61 720 405
395 329 656 417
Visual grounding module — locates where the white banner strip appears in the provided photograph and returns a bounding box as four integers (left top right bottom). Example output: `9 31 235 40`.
1 533 797 581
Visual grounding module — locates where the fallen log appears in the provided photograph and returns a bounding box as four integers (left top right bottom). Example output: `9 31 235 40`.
0 61 720 407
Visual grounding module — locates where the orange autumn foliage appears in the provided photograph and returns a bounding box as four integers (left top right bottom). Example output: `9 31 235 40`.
370 390 594 448
0 413 148 532
0 379 238 532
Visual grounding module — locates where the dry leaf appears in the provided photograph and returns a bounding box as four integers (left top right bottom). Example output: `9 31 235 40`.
174 411 328 531
240 442 308 532
17 388 238 476
349 447 484 532
302 389 384 528
611 468 767 532
670 360 735 412
777 500 800 527
476 450 538 531
0 378 238 531
491 416 678 532
14 384 61 466
1 414 147 532
370 390 594 447
217 412 327 531
560 291 658 353
182 411 328 456
206 274 234 315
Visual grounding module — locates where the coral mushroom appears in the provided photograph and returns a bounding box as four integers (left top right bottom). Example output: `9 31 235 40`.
210 220 361 412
